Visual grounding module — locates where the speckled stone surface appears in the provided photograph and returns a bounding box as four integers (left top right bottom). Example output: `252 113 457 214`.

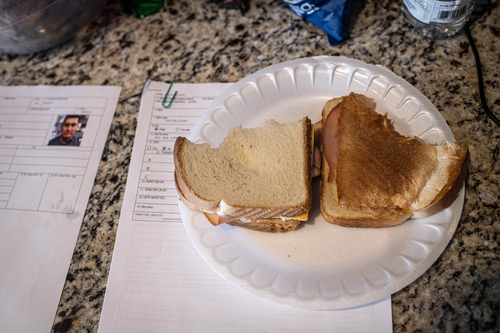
0 0 499 332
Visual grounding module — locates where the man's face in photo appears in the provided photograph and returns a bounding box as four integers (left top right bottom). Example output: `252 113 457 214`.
61 117 78 140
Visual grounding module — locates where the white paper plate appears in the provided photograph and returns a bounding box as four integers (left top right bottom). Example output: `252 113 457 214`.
179 56 464 309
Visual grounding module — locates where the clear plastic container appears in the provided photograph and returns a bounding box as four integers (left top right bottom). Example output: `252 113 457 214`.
0 0 105 54
402 0 474 39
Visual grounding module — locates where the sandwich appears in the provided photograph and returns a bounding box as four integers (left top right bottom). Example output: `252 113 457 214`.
174 117 314 233
320 92 469 228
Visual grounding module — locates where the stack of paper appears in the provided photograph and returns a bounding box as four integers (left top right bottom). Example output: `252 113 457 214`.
98 81 392 333
0 86 121 333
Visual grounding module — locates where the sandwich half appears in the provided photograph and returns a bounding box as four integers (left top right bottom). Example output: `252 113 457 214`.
174 117 313 233
321 93 469 228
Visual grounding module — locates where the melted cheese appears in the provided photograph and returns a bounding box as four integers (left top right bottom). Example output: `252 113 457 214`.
281 211 309 221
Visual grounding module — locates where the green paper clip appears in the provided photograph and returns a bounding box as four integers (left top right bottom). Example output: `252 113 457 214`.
162 80 179 109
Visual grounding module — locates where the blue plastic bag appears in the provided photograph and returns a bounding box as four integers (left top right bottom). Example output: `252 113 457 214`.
283 0 353 45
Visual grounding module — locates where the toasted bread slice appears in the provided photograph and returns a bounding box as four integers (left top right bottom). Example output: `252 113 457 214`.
321 93 468 227
174 117 313 227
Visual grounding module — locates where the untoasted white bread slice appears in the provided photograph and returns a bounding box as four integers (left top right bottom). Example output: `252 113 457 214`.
320 93 469 228
174 117 312 231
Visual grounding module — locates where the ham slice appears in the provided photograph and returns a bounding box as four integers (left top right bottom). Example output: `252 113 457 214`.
323 104 342 182
312 120 323 178
203 212 239 226
323 96 374 182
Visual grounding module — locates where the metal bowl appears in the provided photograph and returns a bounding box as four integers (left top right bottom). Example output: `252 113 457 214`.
0 0 106 54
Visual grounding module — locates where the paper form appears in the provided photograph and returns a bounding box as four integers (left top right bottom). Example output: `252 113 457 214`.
99 81 392 333
0 86 121 333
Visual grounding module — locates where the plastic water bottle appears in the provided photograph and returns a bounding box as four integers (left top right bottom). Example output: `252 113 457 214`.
402 0 475 39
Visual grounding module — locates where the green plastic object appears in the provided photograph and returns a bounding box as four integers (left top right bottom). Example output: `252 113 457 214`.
119 0 165 19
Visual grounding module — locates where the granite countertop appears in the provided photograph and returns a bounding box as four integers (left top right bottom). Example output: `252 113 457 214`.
1 0 499 332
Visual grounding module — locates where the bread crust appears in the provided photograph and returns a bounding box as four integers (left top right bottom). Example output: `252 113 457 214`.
226 219 301 233
174 118 313 220
412 143 469 218
174 137 220 212
321 214 410 228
